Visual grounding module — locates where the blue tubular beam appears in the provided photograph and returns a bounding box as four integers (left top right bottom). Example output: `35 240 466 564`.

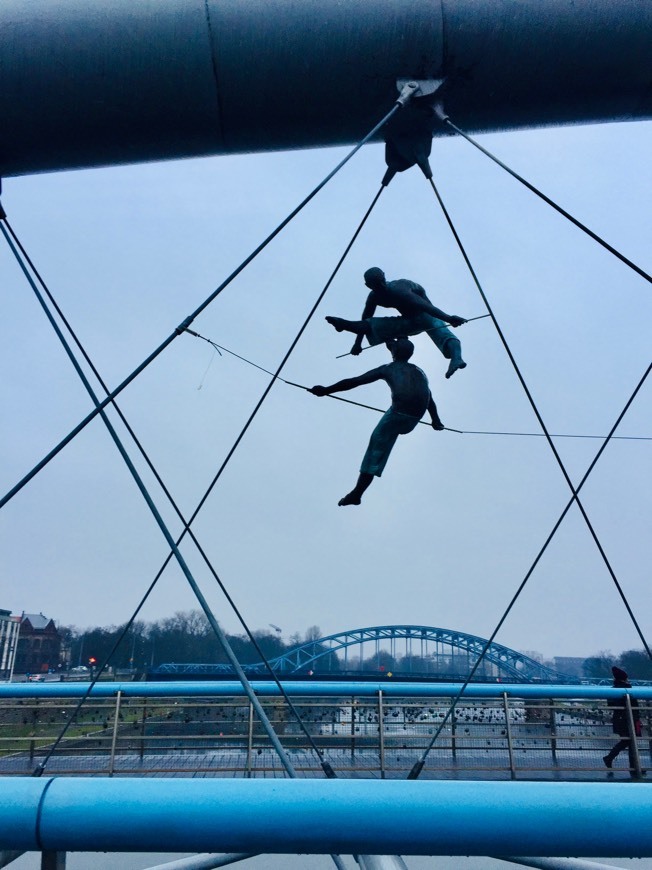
1 681 651 701
0 778 55 851
1 779 651 857
2 0 652 175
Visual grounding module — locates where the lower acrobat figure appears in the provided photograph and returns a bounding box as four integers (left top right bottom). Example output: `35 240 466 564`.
310 337 444 506
326 266 467 378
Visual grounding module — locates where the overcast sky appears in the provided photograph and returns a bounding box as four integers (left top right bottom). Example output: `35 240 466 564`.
1 118 650 661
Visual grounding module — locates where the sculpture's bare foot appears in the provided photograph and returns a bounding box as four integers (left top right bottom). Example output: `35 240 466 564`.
326 316 346 332
338 491 362 506
445 359 467 379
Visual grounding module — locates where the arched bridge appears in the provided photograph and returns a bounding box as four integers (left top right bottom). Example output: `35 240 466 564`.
154 624 575 683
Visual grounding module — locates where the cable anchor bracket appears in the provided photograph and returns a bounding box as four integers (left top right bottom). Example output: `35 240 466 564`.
175 316 196 336
383 79 446 186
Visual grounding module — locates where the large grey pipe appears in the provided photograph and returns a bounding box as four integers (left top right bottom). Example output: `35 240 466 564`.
1 0 652 176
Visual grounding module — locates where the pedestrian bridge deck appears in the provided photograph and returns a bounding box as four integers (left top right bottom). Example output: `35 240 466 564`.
1 680 650 781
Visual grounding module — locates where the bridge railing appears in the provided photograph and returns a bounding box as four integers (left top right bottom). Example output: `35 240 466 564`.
1 681 650 780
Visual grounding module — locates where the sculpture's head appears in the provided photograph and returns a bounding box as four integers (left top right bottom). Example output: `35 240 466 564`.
387 337 414 361
363 266 385 290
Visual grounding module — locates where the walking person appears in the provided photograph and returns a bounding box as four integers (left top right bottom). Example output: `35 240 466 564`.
603 665 645 778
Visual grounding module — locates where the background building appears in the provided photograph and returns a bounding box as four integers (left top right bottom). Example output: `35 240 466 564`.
554 656 586 678
14 613 62 675
0 609 21 681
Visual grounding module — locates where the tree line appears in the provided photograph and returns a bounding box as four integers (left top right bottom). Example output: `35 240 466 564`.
61 612 652 680
62 613 443 675
582 649 652 680
62 612 325 672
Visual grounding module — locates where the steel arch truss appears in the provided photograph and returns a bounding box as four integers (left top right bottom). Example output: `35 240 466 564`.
156 625 570 682
260 624 566 681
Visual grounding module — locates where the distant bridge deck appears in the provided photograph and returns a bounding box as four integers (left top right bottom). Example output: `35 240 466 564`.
1 681 650 782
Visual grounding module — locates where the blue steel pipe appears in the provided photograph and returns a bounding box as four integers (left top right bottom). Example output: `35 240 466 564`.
1 779 651 857
1 0 652 175
2 680 651 701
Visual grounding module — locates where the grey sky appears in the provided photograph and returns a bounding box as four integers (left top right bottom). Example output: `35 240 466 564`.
1 120 650 660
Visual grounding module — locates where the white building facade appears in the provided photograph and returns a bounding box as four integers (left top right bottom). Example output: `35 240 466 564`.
0 609 21 681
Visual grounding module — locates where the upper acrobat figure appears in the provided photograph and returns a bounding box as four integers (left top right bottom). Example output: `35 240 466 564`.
326 267 468 379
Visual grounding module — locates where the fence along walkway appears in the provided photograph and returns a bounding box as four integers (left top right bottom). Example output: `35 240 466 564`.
1 681 650 781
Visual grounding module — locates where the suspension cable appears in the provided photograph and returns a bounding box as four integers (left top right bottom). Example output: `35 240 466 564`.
446 428 650 441
0 91 410 513
443 116 652 287
407 358 652 779
27 181 384 776
1 223 301 780
134 183 385 664
1 220 336 776
426 173 650 655
186 329 651 441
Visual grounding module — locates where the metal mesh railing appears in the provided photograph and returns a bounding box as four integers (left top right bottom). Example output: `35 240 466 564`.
1 688 650 780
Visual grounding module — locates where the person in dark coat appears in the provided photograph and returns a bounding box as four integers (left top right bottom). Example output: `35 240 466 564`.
603 665 644 777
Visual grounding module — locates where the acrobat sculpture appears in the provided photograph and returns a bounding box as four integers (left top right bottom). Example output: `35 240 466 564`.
310 338 444 506
326 267 467 378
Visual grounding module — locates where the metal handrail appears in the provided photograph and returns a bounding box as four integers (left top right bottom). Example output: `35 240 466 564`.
1 688 648 782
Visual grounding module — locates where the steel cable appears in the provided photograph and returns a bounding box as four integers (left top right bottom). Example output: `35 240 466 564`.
15 181 384 776
0 219 336 776
406 172 651 779
444 116 652 287
186 329 651 441
0 93 408 512
426 173 650 656
1 222 303 780
408 358 651 779
140 182 385 666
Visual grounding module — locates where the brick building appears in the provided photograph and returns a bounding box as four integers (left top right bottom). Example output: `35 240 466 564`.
14 613 62 675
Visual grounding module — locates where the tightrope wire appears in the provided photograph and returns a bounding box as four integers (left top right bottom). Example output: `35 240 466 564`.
187 329 651 441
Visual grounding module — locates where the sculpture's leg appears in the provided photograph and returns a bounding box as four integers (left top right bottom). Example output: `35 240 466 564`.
442 336 467 379
326 316 368 336
338 472 374 506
